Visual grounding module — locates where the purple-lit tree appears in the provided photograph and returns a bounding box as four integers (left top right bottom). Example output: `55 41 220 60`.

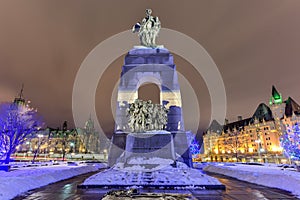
0 101 43 164
0 130 5 159
190 137 201 156
186 131 201 158
281 122 300 162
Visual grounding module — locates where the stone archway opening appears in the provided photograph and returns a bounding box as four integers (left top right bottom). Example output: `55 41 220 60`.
138 83 160 104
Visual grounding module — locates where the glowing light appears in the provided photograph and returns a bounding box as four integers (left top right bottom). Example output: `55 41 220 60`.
271 146 283 152
281 159 287 163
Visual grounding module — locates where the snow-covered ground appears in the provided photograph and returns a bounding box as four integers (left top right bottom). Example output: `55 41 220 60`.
83 162 222 187
203 163 300 198
0 162 107 200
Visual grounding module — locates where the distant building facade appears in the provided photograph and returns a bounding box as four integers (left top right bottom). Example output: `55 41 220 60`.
16 117 101 159
16 126 86 156
203 86 300 163
10 88 101 159
76 117 100 154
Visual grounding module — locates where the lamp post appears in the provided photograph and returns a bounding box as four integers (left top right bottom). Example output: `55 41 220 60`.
31 134 44 163
255 139 261 162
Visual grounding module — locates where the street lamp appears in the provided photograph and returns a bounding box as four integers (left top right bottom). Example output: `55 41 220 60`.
255 139 262 162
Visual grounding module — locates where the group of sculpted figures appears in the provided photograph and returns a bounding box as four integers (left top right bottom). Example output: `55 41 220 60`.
127 99 168 133
132 9 161 48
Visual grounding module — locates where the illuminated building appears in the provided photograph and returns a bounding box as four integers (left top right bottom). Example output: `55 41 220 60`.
16 127 86 160
203 86 299 163
76 116 100 154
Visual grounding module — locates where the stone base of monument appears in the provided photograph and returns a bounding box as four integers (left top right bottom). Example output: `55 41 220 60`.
123 131 175 169
79 162 225 190
84 131 225 189
108 131 192 167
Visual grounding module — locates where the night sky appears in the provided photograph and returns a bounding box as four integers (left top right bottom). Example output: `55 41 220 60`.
1 1 300 138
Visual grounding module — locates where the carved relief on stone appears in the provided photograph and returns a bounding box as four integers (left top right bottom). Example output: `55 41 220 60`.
126 99 168 133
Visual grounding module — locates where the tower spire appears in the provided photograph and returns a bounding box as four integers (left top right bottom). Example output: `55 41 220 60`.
14 84 25 105
19 83 24 99
270 85 282 105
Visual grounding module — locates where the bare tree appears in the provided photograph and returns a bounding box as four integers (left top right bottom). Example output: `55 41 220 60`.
223 127 246 161
31 131 50 164
0 102 43 164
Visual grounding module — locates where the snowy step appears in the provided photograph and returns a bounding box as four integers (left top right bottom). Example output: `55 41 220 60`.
80 164 225 190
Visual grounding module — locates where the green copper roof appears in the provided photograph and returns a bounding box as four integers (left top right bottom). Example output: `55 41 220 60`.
271 85 282 104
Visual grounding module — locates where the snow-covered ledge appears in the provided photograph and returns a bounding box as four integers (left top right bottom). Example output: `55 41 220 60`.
204 164 300 198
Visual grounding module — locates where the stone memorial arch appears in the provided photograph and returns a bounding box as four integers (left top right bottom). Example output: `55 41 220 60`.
115 48 184 132
108 9 191 167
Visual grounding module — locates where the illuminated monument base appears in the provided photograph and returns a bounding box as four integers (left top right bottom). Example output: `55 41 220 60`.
81 48 224 190
108 47 192 167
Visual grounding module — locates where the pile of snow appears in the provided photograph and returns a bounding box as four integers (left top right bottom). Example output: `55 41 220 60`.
83 163 222 187
204 164 300 198
0 163 106 200
114 157 175 172
145 130 171 134
127 157 174 165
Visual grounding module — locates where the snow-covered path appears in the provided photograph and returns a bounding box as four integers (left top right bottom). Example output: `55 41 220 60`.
0 163 106 200
204 163 300 198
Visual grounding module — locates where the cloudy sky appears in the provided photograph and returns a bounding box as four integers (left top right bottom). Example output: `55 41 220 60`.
0 1 300 137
